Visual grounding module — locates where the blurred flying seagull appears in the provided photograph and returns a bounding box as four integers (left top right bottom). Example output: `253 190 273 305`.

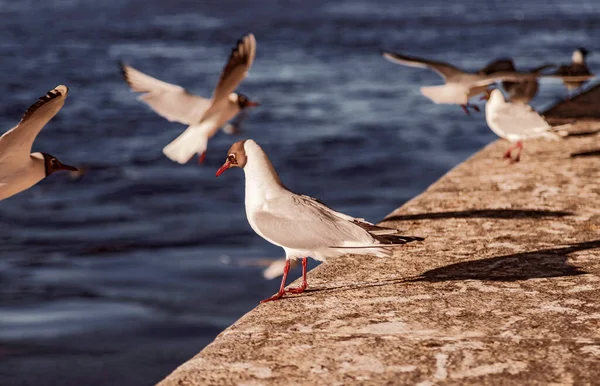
478 58 554 104
482 88 567 162
549 48 594 97
215 139 424 303
121 33 259 164
0 85 77 201
381 50 541 115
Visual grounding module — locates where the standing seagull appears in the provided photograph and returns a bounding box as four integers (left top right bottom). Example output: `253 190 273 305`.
0 85 77 201
215 139 423 302
381 50 540 115
551 48 593 97
121 33 259 164
483 89 565 162
478 58 554 104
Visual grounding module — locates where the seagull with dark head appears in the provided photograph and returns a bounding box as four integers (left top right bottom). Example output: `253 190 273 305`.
0 85 77 201
216 139 423 303
381 50 541 115
121 33 259 164
478 58 555 104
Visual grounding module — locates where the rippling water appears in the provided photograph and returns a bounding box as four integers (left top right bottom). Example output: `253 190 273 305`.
0 0 598 384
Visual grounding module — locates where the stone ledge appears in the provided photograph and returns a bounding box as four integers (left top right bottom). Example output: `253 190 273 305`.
158 88 600 385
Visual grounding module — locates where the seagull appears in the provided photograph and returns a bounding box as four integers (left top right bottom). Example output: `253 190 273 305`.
478 58 554 104
121 33 259 164
0 85 77 201
381 50 540 115
483 88 566 162
215 139 424 302
551 48 593 97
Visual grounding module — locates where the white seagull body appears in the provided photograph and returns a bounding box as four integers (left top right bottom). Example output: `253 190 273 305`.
0 85 77 201
484 89 563 162
381 50 540 114
121 33 259 164
216 139 423 302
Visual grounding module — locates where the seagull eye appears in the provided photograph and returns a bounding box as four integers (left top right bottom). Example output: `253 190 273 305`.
50 158 58 166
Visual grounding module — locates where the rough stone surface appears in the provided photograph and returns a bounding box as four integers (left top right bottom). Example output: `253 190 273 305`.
158 90 600 385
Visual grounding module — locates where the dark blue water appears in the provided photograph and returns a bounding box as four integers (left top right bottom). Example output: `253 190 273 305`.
0 0 597 384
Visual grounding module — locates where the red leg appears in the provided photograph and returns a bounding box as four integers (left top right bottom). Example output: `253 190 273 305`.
198 151 207 164
286 258 308 294
504 143 516 159
461 105 470 116
261 259 290 303
514 141 523 163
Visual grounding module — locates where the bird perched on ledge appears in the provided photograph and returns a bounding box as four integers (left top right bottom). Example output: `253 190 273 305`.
482 88 567 162
120 33 259 164
216 139 423 303
0 85 77 201
550 48 593 97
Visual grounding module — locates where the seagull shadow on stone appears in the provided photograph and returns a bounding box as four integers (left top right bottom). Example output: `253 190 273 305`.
564 129 600 137
571 149 600 158
384 209 572 222
411 240 599 283
287 240 599 299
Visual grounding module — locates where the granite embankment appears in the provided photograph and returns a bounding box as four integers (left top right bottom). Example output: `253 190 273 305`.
159 86 600 385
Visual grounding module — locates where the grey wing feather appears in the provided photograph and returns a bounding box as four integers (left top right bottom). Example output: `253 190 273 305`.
0 85 67 160
491 102 551 137
120 63 212 124
253 194 376 250
212 33 256 103
381 50 463 79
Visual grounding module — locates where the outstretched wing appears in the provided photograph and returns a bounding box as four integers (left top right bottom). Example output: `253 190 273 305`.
478 58 516 74
120 63 212 124
212 33 256 103
0 85 68 161
381 50 463 80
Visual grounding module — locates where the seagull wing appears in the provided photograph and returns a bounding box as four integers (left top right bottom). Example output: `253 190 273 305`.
490 101 551 138
211 33 256 103
471 72 538 87
121 63 212 124
478 58 516 74
0 85 67 161
252 194 377 250
381 50 463 80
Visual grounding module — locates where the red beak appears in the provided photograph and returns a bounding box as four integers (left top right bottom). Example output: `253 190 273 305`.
216 161 231 177
246 100 260 107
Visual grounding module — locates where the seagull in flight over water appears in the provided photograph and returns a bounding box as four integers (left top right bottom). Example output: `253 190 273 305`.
121 33 260 164
381 50 541 115
0 85 77 201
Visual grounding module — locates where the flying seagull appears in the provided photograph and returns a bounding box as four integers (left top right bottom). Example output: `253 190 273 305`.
121 33 259 164
0 85 77 200
381 50 541 115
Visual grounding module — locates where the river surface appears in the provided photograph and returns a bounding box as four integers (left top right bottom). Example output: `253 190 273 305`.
0 0 598 384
